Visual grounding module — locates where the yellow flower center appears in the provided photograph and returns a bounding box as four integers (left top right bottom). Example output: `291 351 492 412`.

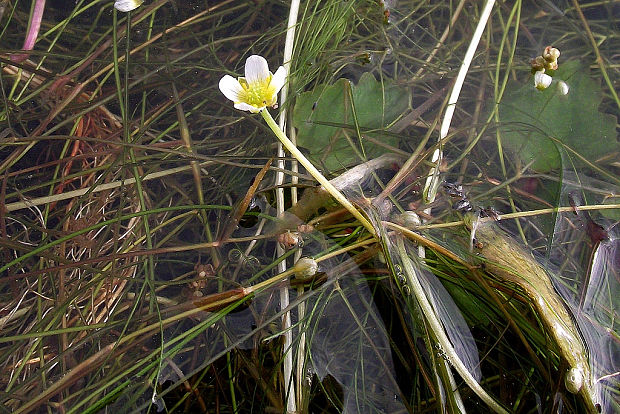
239 76 276 108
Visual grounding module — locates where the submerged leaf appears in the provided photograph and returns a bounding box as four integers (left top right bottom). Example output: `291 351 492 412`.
293 72 410 172
548 178 620 414
496 61 618 172
469 216 598 411
419 267 482 381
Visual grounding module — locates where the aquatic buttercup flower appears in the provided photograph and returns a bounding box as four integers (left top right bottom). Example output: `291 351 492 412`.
114 0 143 12
219 55 287 113
534 70 552 90
218 55 376 235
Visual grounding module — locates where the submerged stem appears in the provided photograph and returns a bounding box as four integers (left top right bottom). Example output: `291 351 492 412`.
10 0 46 62
423 0 496 203
395 236 510 414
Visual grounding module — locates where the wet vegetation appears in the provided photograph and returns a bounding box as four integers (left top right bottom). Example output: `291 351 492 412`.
0 0 619 413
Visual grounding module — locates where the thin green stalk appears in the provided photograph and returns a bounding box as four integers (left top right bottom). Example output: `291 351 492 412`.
226 352 238 412
260 109 376 237
4 163 213 212
113 12 164 406
170 81 218 267
113 10 157 307
493 0 528 244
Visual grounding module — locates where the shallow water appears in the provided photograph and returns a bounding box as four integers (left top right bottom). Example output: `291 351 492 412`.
1 0 618 413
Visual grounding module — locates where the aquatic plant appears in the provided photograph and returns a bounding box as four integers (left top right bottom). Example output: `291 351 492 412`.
0 0 618 413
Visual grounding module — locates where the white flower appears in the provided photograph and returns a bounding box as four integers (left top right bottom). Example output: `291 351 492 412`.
558 81 569 95
114 0 143 12
219 55 287 113
534 70 552 90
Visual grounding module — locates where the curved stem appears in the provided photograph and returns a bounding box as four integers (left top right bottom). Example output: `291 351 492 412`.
260 109 376 237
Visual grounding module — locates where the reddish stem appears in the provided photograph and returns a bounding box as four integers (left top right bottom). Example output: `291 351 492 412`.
10 0 46 63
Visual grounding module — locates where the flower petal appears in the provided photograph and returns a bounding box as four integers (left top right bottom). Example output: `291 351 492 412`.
235 102 263 113
558 81 569 95
270 66 287 95
219 75 245 102
114 0 143 12
244 55 270 85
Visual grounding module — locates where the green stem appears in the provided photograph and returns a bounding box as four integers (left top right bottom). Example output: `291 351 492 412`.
260 109 376 237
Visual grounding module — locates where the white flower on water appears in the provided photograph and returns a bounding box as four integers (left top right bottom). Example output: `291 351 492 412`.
114 0 143 12
219 55 287 113
534 70 552 90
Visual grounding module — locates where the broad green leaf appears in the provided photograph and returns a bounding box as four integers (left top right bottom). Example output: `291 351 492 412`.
293 72 410 172
496 61 618 172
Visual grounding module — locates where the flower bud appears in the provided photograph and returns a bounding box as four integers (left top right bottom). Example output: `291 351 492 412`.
398 211 421 227
534 70 552 90
114 0 143 12
294 257 319 278
530 56 546 71
543 46 560 62
542 46 560 70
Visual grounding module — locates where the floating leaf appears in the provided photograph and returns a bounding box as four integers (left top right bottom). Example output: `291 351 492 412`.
496 61 618 172
293 72 410 172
